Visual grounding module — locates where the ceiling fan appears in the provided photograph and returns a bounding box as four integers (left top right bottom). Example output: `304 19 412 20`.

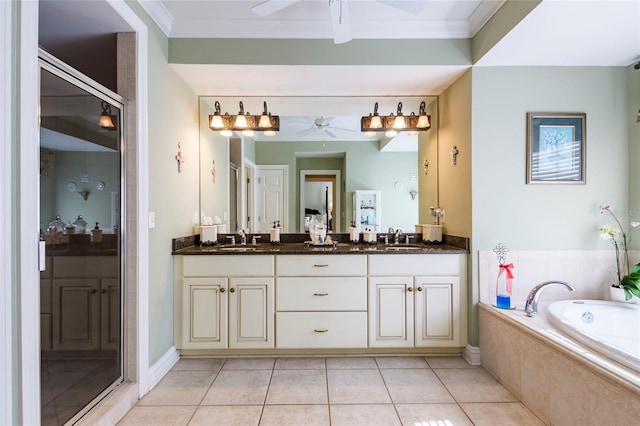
251 0 427 44
296 116 355 138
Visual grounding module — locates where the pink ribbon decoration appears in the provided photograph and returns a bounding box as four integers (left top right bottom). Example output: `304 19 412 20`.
496 263 515 295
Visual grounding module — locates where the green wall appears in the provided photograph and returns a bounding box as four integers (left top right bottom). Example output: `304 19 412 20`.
255 140 419 233
628 65 640 249
468 66 630 346
129 2 201 365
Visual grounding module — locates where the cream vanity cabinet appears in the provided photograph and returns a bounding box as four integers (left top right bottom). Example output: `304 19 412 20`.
368 254 467 348
275 255 368 348
176 255 275 350
49 256 119 351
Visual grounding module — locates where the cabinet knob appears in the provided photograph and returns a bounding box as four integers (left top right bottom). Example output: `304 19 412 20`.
91 289 98 294
407 287 413 292
220 288 226 293
417 286 423 292
229 287 235 293
313 264 329 268
101 289 107 294
313 329 328 333
313 292 328 296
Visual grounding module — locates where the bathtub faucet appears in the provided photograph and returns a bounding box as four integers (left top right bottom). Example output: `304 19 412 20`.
525 281 576 317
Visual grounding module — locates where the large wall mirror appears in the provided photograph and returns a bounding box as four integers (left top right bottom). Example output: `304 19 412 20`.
199 96 438 233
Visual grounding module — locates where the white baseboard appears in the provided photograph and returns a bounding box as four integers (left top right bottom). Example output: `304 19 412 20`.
462 344 481 366
145 346 179 394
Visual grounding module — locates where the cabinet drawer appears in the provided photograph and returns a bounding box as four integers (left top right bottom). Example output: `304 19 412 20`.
276 312 367 348
277 278 366 311
181 255 274 277
276 255 366 276
368 254 462 276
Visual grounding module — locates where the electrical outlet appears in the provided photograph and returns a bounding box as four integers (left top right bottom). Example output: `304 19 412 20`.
149 212 156 229
440 209 445 223
223 211 227 221
193 211 199 225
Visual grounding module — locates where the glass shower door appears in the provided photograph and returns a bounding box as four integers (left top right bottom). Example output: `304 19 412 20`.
39 59 123 426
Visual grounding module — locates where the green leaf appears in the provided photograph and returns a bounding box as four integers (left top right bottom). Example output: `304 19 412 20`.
632 262 640 274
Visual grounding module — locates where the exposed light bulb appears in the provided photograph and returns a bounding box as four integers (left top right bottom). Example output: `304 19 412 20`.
263 130 276 137
365 131 377 137
385 130 398 137
407 130 418 136
242 130 254 137
220 129 233 137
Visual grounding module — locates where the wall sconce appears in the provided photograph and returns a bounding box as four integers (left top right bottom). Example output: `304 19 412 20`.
99 100 116 130
361 101 431 134
209 101 279 136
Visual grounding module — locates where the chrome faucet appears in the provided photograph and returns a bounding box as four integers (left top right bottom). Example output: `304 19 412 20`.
394 229 403 245
524 281 575 317
239 229 247 245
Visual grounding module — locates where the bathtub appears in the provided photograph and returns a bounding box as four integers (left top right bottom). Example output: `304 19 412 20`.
547 299 640 374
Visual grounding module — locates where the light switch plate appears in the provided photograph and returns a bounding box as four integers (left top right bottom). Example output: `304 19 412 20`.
149 211 155 229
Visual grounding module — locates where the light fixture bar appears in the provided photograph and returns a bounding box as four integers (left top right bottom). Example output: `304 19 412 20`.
361 101 431 133
209 100 280 134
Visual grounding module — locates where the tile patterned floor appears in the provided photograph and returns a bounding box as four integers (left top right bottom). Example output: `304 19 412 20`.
118 356 544 425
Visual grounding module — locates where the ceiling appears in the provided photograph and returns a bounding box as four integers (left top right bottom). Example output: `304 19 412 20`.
39 0 640 149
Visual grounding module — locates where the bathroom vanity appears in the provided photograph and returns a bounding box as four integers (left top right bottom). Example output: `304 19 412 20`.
173 237 467 355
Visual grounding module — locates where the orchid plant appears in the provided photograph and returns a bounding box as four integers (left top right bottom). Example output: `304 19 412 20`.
599 205 640 301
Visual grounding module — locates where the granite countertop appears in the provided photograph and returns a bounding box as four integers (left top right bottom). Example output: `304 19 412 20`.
172 233 468 255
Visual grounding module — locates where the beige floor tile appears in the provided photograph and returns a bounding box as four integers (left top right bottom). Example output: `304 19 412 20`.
201 369 272 405
274 357 326 370
260 405 330 426
326 356 377 369
171 358 225 372
138 371 217 406
375 356 430 369
327 369 391 404
265 369 328 404
381 368 454 403
330 404 401 426
189 405 262 426
425 356 476 369
117 406 196 426
395 403 474 426
222 358 275 370
460 402 545 425
434 368 518 403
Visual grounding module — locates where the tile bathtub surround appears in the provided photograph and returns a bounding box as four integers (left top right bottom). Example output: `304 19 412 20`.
118 356 544 425
479 305 640 425
478 249 640 309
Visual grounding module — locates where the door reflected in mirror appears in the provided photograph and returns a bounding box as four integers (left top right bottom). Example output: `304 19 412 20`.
300 171 340 232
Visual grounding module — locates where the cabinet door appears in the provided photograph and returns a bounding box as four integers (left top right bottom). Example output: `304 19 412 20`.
415 276 460 347
52 279 101 351
229 277 274 349
368 276 414 347
182 278 228 349
101 278 120 351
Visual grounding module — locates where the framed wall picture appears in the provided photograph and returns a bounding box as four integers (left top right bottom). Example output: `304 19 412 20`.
526 113 586 184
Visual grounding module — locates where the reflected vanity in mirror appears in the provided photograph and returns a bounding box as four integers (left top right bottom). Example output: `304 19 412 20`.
199 96 439 234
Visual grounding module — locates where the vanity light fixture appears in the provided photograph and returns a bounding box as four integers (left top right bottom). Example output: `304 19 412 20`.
209 100 280 136
98 100 116 130
361 101 431 134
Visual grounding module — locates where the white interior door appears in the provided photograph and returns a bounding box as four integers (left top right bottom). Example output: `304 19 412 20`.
258 165 288 232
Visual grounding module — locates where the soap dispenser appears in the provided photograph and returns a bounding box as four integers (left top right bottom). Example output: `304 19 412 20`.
270 221 281 245
91 222 103 243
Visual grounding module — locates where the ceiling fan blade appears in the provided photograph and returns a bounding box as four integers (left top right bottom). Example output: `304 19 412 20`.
377 0 427 15
296 127 317 136
329 0 352 44
252 0 300 17
325 129 338 138
329 126 356 133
